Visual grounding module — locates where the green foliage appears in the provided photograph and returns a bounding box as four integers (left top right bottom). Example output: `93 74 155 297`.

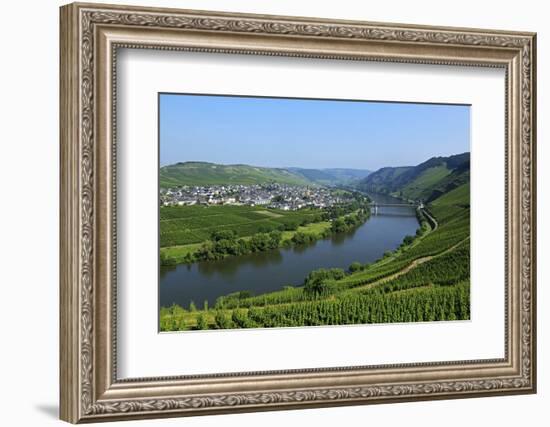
402 235 415 246
231 309 257 328
291 231 316 245
330 210 368 233
210 229 236 241
330 218 347 233
159 251 178 266
304 268 345 296
193 229 284 262
348 262 363 273
214 311 235 329
195 314 209 330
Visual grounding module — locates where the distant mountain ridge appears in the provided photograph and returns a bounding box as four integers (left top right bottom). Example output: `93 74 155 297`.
160 161 371 187
356 152 470 203
289 167 371 185
159 162 311 187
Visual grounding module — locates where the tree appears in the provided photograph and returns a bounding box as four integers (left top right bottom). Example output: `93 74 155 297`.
331 218 347 233
283 221 299 231
344 215 356 226
291 231 315 245
402 235 415 246
210 229 236 242
303 268 344 296
348 261 363 273
249 233 271 251
237 290 252 299
196 240 216 260
268 230 283 248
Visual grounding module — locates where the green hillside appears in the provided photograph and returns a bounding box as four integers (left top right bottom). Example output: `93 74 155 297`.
160 162 371 187
357 153 470 202
322 168 372 184
431 182 470 207
356 166 412 193
287 168 337 185
160 162 312 187
287 167 371 185
397 165 451 200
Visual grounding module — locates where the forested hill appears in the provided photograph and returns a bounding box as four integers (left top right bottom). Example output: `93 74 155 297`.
355 152 470 202
160 162 371 187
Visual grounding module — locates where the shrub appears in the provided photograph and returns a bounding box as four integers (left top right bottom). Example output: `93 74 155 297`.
214 311 234 329
159 252 178 266
291 231 315 245
349 261 363 273
304 268 345 296
232 309 252 328
210 230 236 242
402 235 415 246
195 314 209 330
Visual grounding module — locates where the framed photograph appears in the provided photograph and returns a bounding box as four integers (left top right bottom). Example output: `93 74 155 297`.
60 2 537 423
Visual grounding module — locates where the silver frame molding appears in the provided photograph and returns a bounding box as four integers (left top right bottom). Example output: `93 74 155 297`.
60 2 537 423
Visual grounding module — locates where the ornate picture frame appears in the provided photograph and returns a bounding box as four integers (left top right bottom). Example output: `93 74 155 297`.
60 2 536 423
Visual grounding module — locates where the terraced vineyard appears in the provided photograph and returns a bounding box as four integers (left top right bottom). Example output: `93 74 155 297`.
160 182 471 331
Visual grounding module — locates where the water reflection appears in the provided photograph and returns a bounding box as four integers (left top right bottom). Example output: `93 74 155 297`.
196 249 284 277
330 227 359 246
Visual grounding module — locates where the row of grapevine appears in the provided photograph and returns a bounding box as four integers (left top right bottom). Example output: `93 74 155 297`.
208 281 470 330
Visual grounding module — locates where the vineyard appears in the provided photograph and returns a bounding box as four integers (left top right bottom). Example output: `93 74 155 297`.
160 198 369 265
160 182 471 331
160 205 325 247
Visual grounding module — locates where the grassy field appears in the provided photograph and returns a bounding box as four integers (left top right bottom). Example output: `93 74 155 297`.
160 181 470 331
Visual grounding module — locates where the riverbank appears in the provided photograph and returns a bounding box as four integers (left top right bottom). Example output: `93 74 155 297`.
160 206 370 266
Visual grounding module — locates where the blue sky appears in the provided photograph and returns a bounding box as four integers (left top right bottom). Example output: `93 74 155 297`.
159 93 470 171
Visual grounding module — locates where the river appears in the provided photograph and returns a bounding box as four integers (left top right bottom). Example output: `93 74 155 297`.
159 193 418 309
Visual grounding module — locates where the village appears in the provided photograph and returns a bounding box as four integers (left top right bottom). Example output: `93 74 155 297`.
160 183 349 211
